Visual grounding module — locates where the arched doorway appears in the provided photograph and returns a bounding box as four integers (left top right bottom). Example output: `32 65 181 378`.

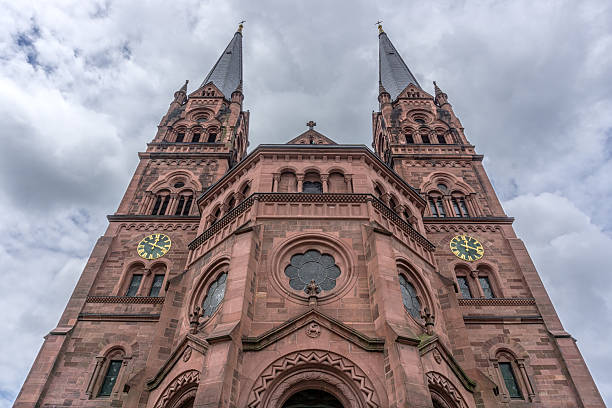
283 390 343 408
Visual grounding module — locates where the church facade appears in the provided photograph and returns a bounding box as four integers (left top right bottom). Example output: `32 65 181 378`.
15 24 604 408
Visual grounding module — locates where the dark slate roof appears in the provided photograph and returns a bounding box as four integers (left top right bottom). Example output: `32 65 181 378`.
200 31 242 99
379 31 421 100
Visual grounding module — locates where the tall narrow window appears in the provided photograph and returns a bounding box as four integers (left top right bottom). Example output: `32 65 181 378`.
149 274 165 297
436 198 446 217
421 134 431 144
405 133 414 144
499 362 523 399
192 133 201 143
457 276 472 299
126 274 142 296
151 196 162 215
183 195 193 215
479 276 495 299
458 198 469 217
98 360 122 397
437 134 446 144
399 275 421 319
429 198 439 217
452 198 462 217
159 196 170 215
175 195 186 216
207 133 217 143
176 132 185 143
452 197 469 217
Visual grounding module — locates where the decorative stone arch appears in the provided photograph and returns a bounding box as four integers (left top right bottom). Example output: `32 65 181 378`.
269 232 357 306
395 258 436 326
426 372 468 408
84 341 137 399
248 350 381 408
154 370 200 408
188 256 231 327
186 107 215 122
484 338 536 402
406 108 434 124
420 172 475 196
147 170 203 194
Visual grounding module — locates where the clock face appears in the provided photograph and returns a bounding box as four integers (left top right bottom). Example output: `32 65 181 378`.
137 233 171 260
450 235 484 262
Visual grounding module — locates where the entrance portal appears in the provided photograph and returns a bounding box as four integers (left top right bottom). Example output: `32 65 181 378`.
282 389 343 408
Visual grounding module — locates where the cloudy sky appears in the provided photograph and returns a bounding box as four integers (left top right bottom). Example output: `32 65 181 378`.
1 0 611 405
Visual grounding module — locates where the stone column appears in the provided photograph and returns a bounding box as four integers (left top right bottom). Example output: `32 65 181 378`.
443 195 454 217
272 174 280 192
517 360 535 401
167 193 179 216
344 174 353 193
471 270 485 298
111 357 131 400
85 356 105 399
492 361 510 402
297 174 304 192
321 174 329 193
466 194 479 217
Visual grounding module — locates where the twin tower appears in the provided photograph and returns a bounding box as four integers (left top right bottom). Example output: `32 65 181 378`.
16 24 603 408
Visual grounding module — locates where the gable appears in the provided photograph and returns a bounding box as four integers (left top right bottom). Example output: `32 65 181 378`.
287 129 337 145
397 83 434 100
188 82 225 99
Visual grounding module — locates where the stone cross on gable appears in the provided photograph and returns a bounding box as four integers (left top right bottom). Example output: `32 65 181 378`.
306 120 316 130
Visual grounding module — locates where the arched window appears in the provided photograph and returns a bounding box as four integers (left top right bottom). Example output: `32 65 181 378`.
206 129 217 143
201 272 228 318
241 181 251 197
428 194 446 217
147 264 167 297
278 171 297 192
151 190 171 216
399 274 422 320
225 195 236 212
492 350 534 401
388 195 399 212
421 131 431 144
191 127 203 143
374 184 384 200
328 171 349 193
451 193 470 217
209 206 221 225
405 130 414 144
302 171 322 193
123 263 145 297
175 129 186 143
174 191 193 216
92 348 126 398
436 133 447 144
454 266 474 299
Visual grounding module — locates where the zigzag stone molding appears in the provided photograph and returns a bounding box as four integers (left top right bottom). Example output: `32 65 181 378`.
248 350 379 408
154 370 200 408
426 371 467 408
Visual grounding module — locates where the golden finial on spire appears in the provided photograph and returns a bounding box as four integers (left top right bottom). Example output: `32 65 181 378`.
376 20 384 34
238 20 245 33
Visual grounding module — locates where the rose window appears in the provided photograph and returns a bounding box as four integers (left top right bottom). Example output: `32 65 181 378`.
201 273 227 317
284 249 341 292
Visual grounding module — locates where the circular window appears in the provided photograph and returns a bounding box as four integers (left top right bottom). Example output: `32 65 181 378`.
174 181 185 188
436 183 447 193
201 272 227 317
284 250 341 292
399 274 421 320
270 234 356 305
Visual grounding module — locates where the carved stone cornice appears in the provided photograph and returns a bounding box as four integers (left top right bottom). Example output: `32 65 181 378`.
145 334 209 391
86 296 165 304
458 298 536 306
418 335 476 393
463 315 543 324
77 313 160 322
242 308 385 352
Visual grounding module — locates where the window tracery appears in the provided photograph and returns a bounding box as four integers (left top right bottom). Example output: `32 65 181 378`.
284 249 341 292
201 272 227 318
399 274 422 319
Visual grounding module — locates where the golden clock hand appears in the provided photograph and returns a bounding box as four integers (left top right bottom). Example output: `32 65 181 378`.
460 243 478 251
151 243 167 250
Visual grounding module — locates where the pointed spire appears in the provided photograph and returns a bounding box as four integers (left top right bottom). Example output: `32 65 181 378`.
378 29 421 100
433 80 449 106
200 26 243 99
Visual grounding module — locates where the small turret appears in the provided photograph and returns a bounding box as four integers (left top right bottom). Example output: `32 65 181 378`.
433 81 448 107
174 80 188 105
